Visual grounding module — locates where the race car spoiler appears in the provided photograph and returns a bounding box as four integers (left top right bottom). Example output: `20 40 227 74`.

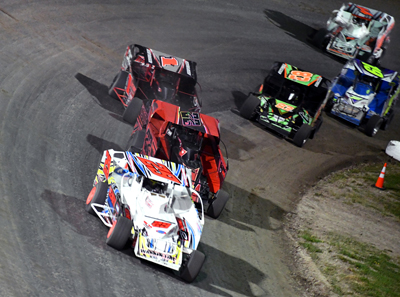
132 44 197 81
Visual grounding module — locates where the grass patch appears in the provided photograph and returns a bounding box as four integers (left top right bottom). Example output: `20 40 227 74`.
326 233 400 297
324 162 400 220
300 230 323 243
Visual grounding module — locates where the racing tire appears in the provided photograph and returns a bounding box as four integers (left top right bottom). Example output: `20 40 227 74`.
126 130 146 153
381 110 394 131
365 115 383 137
108 71 129 101
312 28 329 50
85 181 109 216
309 117 323 140
180 250 205 283
240 94 260 120
207 189 229 219
123 97 143 125
293 124 312 147
106 216 132 250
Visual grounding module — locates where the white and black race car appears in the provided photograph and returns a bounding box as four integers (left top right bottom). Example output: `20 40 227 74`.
85 149 205 283
313 3 394 64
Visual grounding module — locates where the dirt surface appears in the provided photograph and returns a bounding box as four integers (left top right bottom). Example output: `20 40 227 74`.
285 162 400 296
0 1 399 296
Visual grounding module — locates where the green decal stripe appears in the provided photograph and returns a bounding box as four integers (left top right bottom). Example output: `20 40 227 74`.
384 84 400 115
284 63 293 78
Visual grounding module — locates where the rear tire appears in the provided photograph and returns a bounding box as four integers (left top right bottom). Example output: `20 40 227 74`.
309 117 323 140
365 115 383 137
207 189 229 219
180 250 205 283
123 97 143 125
109 71 129 101
85 181 108 216
106 216 132 250
293 124 312 147
381 110 394 131
126 130 146 153
240 95 260 120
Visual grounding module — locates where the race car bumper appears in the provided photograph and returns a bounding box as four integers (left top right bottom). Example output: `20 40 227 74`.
257 115 293 138
326 39 357 60
134 233 183 271
331 102 364 125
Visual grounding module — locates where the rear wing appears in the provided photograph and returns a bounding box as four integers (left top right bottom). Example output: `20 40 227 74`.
127 44 197 82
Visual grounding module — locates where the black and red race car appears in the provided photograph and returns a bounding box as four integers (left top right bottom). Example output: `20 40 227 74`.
109 44 202 124
125 98 229 219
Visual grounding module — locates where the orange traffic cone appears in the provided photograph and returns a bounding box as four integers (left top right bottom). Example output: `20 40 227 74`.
374 163 387 190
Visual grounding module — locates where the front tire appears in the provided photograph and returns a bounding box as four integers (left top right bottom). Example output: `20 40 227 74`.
85 181 109 216
123 97 143 125
109 71 129 101
106 216 132 250
207 189 229 219
365 115 383 137
180 250 205 283
240 95 260 120
293 124 312 147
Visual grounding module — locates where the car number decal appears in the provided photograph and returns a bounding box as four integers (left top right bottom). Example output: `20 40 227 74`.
289 70 313 82
180 111 201 126
152 221 172 228
160 56 178 67
275 102 295 111
361 62 383 78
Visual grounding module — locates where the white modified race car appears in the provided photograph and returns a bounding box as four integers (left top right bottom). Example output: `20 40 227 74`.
85 149 205 283
313 3 394 64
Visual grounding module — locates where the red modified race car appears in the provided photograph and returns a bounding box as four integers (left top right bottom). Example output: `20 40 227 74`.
125 98 229 219
109 44 202 124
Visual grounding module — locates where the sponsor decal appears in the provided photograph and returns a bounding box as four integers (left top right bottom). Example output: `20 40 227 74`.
146 49 153 64
299 111 310 123
144 221 152 229
139 249 177 263
185 61 192 76
145 197 154 209
278 63 286 75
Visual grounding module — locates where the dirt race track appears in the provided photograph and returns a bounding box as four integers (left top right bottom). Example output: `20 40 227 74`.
0 1 399 296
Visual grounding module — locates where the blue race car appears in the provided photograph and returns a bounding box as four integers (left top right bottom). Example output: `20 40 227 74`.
325 59 399 136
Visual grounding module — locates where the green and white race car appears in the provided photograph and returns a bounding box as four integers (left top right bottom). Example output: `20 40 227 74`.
240 62 330 147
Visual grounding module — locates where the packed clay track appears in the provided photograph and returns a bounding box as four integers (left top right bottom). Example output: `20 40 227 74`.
0 1 399 296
